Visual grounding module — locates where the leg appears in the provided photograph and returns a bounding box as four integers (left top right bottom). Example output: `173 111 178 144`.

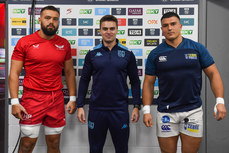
158 136 179 153
109 110 129 153
180 133 201 153
88 110 108 153
45 134 61 153
18 137 38 153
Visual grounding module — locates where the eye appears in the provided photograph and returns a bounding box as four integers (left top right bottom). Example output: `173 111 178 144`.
102 27 108 31
53 17 59 21
162 24 168 27
110 27 115 31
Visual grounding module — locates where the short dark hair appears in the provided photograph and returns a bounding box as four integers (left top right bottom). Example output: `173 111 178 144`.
161 12 180 22
40 6 60 16
100 15 118 29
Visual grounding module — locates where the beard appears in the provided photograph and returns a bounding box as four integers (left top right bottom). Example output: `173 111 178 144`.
40 22 58 36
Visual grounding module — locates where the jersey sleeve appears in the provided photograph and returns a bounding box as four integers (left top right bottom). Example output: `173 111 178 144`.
127 51 141 105
197 43 215 69
145 49 157 76
11 38 25 61
64 41 72 61
77 51 93 108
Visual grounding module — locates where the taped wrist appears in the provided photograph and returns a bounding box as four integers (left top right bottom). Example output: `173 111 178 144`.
143 105 150 114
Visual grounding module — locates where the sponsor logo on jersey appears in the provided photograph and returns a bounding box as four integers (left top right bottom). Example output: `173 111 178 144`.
162 8 177 15
181 30 193 35
13 9 25 14
129 40 142 45
78 28 93 36
144 39 159 46
184 123 199 133
78 39 93 46
62 29 77 36
128 18 142 26
131 49 143 56
62 18 77 26
11 18 27 26
179 8 194 15
111 8 126 15
145 28 160 36
162 116 170 123
159 56 167 62
78 18 93 26
128 8 143 15
128 29 142 36
95 52 103 57
88 121 94 129
118 50 125 58
146 9 159 14
95 8 110 15
180 18 194 26
161 125 171 132
12 28 26 36
117 18 126 26
184 54 197 60
23 114 32 120
80 9 92 14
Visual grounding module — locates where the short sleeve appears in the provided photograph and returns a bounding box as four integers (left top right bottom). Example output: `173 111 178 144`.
145 49 157 76
197 43 215 69
64 41 72 61
11 38 25 61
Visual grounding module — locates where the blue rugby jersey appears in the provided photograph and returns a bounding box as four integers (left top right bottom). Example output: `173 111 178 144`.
77 39 141 110
145 37 214 113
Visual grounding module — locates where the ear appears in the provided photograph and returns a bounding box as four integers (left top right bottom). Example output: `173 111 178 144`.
38 17 41 25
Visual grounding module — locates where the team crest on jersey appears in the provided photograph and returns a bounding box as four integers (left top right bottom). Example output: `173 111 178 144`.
33 44 39 48
55 44 65 50
184 54 197 60
159 56 167 62
118 50 125 57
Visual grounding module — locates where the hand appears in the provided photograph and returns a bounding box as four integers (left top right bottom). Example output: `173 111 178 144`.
11 104 28 120
131 108 140 123
214 103 226 121
77 107 86 123
143 113 152 127
66 101 76 114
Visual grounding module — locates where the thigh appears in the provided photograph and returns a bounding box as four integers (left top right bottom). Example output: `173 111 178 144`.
44 90 66 128
180 133 202 153
158 136 179 153
179 107 203 138
156 111 180 137
108 110 129 153
20 89 48 125
88 110 108 153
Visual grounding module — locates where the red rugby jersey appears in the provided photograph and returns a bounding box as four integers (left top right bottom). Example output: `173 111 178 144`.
12 31 72 91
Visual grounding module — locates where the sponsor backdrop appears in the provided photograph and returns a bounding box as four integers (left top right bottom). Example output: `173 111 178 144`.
7 0 199 152
8 0 198 102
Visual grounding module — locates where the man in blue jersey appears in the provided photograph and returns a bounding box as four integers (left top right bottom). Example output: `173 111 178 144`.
142 12 226 153
77 15 141 153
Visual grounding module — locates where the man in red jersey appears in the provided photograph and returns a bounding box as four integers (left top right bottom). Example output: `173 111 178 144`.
9 6 76 153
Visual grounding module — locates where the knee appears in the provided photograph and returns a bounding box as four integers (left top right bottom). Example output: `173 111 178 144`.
20 139 36 152
46 137 60 151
